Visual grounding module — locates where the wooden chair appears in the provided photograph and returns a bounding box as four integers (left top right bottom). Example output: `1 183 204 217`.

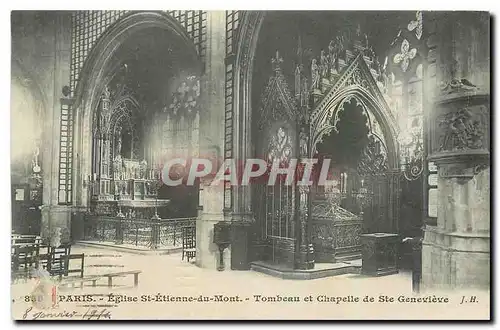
181 226 196 262
62 254 85 279
39 244 72 278
11 244 40 281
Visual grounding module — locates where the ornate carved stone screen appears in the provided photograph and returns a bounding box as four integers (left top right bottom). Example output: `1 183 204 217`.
265 124 295 239
311 96 390 261
91 78 147 201
303 24 403 254
252 52 298 268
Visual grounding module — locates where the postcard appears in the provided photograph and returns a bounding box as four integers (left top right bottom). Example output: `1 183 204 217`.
10 10 490 320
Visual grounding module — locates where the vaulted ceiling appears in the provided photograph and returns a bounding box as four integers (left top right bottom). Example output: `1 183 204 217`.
108 26 201 112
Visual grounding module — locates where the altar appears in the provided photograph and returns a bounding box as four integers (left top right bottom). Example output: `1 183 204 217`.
85 81 173 220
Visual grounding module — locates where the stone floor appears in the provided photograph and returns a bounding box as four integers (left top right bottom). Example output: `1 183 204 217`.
11 245 490 320
76 240 182 255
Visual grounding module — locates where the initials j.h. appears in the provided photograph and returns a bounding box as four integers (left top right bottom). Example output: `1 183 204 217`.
460 296 478 304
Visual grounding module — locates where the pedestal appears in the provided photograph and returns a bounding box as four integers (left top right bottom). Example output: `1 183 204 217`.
196 183 230 270
360 233 399 276
40 204 72 244
421 166 490 290
422 225 490 290
230 221 252 270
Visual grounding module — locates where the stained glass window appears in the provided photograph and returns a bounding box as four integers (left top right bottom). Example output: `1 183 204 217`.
161 76 201 162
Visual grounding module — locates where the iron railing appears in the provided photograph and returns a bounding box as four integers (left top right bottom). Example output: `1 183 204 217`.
83 215 196 250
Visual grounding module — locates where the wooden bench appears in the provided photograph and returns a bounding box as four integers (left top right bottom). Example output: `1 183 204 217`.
11 235 42 246
59 275 103 289
59 270 141 289
104 271 141 288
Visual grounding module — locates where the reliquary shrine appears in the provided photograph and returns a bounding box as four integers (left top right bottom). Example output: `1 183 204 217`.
250 18 425 268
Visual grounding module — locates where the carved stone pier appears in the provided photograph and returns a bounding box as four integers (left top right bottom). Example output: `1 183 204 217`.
421 12 490 290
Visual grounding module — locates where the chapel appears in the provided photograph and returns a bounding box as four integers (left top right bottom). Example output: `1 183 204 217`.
11 10 490 290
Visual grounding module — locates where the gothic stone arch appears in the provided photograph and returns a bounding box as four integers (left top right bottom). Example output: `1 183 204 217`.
231 11 266 216
71 11 201 207
233 13 403 254
309 54 400 170
309 54 402 233
232 12 401 214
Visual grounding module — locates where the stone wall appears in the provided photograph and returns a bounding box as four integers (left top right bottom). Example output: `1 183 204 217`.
11 11 72 239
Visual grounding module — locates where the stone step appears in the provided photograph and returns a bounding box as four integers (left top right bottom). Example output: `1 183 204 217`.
250 260 360 280
335 253 362 262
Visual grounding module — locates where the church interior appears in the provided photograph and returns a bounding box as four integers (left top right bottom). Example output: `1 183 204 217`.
11 10 490 291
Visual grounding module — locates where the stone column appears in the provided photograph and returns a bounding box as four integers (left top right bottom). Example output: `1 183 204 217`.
387 169 401 233
196 11 230 269
295 138 315 269
41 12 73 243
421 12 490 290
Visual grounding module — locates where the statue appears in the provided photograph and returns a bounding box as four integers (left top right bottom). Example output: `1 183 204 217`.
320 50 328 78
127 209 136 219
113 154 122 179
328 39 335 56
139 159 147 179
335 35 345 59
295 64 302 100
380 57 391 93
115 126 123 157
100 86 111 132
311 58 320 91
299 128 308 157
328 40 337 74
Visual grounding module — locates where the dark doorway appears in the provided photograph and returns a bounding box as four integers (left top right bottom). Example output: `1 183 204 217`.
11 183 42 235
